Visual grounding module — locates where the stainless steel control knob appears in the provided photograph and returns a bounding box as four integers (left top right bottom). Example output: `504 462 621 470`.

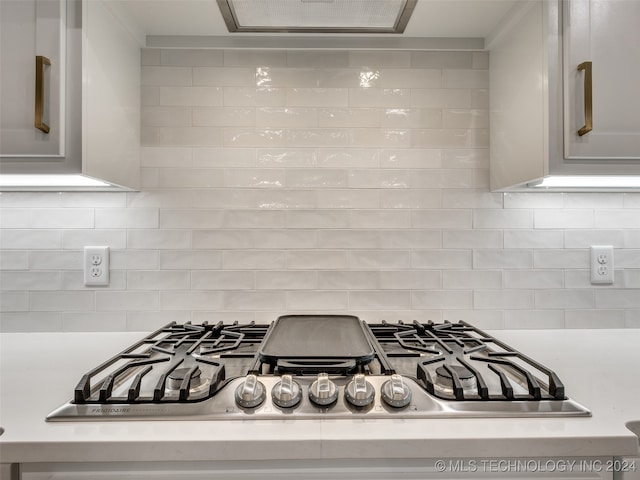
308 373 338 406
345 373 375 407
381 374 412 408
271 374 302 408
235 374 266 408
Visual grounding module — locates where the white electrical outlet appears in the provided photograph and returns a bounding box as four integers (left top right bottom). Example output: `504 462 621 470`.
590 245 614 285
84 246 110 286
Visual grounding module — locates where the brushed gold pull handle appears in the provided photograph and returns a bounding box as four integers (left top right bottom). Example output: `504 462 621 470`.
577 61 592 136
35 55 51 134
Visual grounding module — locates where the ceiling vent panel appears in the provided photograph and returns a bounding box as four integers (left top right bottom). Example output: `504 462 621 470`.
217 0 416 33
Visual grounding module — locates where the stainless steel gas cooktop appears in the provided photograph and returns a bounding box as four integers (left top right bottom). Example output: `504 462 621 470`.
47 315 590 421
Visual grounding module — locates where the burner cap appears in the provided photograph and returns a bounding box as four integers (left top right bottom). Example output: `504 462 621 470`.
167 366 203 390
435 365 476 391
435 365 473 381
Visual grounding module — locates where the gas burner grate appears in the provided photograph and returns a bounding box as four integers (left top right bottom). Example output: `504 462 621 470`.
370 320 566 402
73 321 267 404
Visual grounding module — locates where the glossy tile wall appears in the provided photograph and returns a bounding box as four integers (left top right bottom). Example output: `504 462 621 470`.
1 48 639 332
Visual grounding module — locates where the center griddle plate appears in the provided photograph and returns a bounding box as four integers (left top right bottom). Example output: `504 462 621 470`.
258 315 375 364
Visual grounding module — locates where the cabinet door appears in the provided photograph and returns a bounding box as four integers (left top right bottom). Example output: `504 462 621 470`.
564 0 640 160
0 0 65 157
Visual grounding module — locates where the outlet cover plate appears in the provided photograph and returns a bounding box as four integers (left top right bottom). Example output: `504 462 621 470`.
590 245 614 285
84 246 110 286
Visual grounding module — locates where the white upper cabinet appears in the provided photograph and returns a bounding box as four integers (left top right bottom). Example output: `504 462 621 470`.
489 0 640 191
0 0 141 190
0 0 65 157
564 0 640 160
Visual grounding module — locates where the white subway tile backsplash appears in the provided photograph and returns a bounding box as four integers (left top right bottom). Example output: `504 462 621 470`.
111 250 159 270
474 209 533 229
250 229 317 249
412 290 473 309
30 291 95 311
160 291 224 311
475 290 534 310
350 250 411 269
411 89 471 108
535 290 595 309
379 230 442 249
319 108 381 128
565 193 624 209
287 290 349 310
443 270 502 289
160 86 223 107
318 270 378 290
595 209 640 228
224 87 286 107
160 251 222 269
350 210 411 229
596 289 640 308
535 209 594 229
142 106 191 127
411 51 474 69
0 312 63 332
160 49 222 67
474 250 533 269
442 69 489 88
286 250 350 270
441 189 502 209
0 251 28 270
412 209 472 229
29 251 81 270
192 270 255 290
503 230 563 249
504 310 565 329
412 129 489 149
0 292 28 311
350 51 411 68
194 107 255 127
127 229 191 250
442 230 502 249
380 149 441 169
564 229 625 248
223 250 286 270
155 127 224 147
503 270 564 289
126 270 190 290
379 270 441 290
142 66 192 86
223 291 286 311
224 50 287 67
62 312 128 332
349 290 411 310
3 48 639 331
317 230 379 249
286 210 349 229
380 190 440 209
95 291 159 311
565 309 626 328
256 271 316 290
96 208 159 229
318 189 380 209
412 250 472 269
504 192 564 209
1 271 62 290
534 249 589 269
193 67 255 86
410 170 475 189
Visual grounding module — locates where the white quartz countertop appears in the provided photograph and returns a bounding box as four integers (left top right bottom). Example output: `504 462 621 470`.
1 329 639 464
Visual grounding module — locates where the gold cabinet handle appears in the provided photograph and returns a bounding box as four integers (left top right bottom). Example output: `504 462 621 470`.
35 55 51 134
577 61 592 136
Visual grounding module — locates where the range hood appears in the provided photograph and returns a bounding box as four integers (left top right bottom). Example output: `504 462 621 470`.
216 0 416 33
